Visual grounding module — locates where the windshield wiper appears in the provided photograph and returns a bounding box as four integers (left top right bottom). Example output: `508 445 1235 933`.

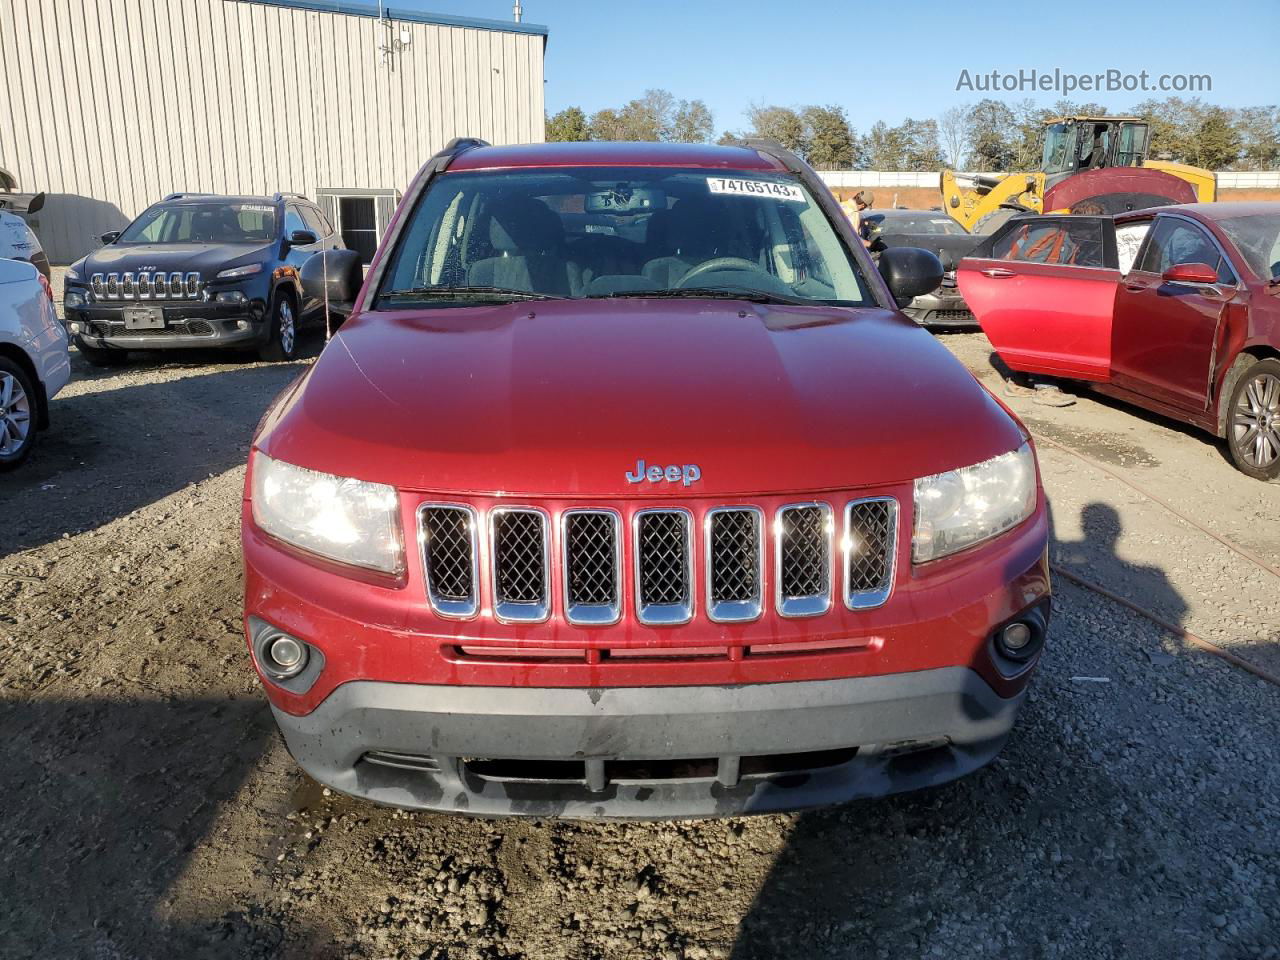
586 287 809 306
379 285 560 303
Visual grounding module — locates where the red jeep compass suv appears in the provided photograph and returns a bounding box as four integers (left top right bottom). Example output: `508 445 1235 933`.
242 139 1050 818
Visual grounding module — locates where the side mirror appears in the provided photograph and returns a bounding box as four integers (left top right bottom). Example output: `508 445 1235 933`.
300 248 363 314
878 246 944 307
1162 262 1218 285
100 231 120 245
287 229 318 248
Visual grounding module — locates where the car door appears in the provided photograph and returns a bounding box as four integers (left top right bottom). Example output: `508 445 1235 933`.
1109 214 1240 412
957 215 1119 381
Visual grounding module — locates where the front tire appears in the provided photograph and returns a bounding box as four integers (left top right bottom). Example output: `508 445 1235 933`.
0 357 38 471
258 294 299 362
1226 357 1280 482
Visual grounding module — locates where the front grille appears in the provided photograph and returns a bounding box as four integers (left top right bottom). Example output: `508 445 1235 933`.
490 508 550 622
91 270 202 300
843 498 898 609
706 507 762 622
419 504 479 619
776 504 833 617
562 510 621 625
634 509 693 625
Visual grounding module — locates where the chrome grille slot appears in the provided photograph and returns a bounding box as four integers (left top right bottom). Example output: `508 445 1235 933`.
706 507 763 622
844 497 898 610
490 508 550 622
634 509 693 625
105 273 120 299
152 271 167 298
562 509 621 625
776 503 833 617
168 271 183 297
121 272 135 297
90 273 105 299
185 271 201 297
419 504 479 619
137 271 152 298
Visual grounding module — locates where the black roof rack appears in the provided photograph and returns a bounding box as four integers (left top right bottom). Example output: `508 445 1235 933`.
273 192 308 202
162 192 220 201
437 137 491 170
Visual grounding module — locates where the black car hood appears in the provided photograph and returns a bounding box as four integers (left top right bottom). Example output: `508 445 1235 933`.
81 241 275 276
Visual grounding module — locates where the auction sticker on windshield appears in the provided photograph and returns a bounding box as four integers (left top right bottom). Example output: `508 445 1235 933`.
708 178 805 203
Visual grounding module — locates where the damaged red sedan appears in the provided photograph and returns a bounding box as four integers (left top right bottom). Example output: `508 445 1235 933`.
242 140 1050 818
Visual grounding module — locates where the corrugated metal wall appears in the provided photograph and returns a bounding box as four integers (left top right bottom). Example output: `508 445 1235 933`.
0 0 545 262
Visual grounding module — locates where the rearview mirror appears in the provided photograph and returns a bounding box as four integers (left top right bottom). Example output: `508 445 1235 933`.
300 249 363 313
1162 262 1218 285
878 246 944 307
287 229 318 248
100 231 120 245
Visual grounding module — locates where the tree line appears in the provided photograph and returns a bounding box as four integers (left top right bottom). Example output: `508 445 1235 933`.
546 91 1280 172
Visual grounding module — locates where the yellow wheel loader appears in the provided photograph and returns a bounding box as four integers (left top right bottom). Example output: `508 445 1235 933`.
941 116 1217 233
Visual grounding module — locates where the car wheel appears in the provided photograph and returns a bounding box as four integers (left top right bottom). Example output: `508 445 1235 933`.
258 294 299 362
74 337 129 367
1226 357 1280 482
0 357 37 471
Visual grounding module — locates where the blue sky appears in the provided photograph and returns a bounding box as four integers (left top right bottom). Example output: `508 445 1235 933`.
396 0 1277 134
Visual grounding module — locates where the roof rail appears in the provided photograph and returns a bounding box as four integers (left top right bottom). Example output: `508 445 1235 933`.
162 192 219 201
273 191 309 202
437 137 491 170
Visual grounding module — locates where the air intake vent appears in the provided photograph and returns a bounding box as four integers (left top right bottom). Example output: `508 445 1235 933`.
419 504 479 619
776 503 833 617
706 507 763 622
562 509 622 625
844 497 898 610
634 509 693 625
490 508 550 622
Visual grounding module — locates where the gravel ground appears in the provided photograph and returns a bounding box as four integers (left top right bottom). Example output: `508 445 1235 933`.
1 327 1277 959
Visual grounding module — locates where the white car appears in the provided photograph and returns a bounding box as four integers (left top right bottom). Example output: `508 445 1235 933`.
0 257 70 470
0 208 51 279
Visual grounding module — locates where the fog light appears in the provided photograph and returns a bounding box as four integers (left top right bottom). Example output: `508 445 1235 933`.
1001 622 1032 651
265 633 307 678
215 291 246 304
69 321 82 334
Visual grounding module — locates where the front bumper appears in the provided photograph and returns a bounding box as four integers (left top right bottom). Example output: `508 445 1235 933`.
67 299 267 349
272 667 1024 818
902 287 973 327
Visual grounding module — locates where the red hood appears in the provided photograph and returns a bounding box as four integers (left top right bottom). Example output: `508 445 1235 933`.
255 300 1024 497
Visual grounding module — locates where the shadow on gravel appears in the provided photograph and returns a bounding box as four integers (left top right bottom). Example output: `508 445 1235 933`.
0 362 305 556
0 696 331 959
728 502 1229 960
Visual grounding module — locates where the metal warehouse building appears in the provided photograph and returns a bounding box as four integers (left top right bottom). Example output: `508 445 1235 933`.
0 0 547 263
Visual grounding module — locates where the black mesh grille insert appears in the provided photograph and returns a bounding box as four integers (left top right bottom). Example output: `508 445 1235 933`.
421 507 475 603
637 511 690 607
779 506 829 599
710 510 760 604
846 499 894 595
493 511 546 605
565 512 618 606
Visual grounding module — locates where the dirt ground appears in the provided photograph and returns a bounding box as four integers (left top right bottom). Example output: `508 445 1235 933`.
1 317 1278 959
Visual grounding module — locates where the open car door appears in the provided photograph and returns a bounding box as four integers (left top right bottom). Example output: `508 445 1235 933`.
957 216 1119 382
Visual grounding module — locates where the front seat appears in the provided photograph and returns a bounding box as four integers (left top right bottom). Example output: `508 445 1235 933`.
641 198 741 288
468 198 579 296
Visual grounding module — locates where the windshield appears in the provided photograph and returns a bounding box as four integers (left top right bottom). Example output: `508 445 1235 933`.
863 214 966 237
1217 214 1280 280
118 202 278 244
379 167 873 306
1041 123 1077 174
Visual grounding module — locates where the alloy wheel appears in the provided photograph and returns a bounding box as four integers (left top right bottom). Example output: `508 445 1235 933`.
1232 372 1280 468
279 300 296 356
0 371 32 457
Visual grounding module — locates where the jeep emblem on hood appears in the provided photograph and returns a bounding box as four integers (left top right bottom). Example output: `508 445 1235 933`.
625 459 701 487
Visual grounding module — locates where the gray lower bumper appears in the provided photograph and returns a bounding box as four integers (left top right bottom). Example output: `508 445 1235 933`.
271 667 1025 819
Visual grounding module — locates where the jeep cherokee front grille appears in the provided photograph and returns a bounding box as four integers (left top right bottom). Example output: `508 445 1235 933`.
634 509 693 625
844 498 898 609
418 497 897 626
90 271 202 300
706 507 763 622
490 508 550 622
562 509 622 625
419 504 480 619
776 503 834 618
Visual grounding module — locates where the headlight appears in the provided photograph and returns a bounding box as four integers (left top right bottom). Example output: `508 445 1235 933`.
64 289 87 308
912 442 1036 563
217 263 263 280
251 452 405 574
65 265 82 281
